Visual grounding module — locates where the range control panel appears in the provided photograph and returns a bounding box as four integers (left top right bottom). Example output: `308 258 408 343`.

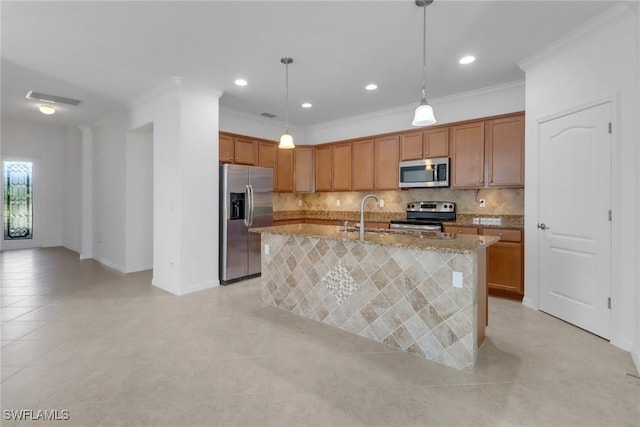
406 201 455 212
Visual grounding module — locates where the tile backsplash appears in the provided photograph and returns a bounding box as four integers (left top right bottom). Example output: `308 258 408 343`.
274 188 523 215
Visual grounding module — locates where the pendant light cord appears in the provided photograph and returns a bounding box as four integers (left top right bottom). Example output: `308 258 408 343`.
421 3 427 102
284 60 289 132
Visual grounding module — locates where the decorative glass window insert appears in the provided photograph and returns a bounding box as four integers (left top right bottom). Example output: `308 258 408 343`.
4 161 33 240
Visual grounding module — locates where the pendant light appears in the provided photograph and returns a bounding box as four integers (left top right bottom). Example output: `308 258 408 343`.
412 0 437 127
279 57 295 149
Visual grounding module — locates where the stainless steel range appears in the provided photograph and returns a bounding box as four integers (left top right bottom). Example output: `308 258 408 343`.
390 201 456 232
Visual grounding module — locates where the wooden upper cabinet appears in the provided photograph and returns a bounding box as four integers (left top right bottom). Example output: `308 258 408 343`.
219 133 235 164
332 142 352 191
486 114 524 187
374 135 400 190
400 132 423 160
352 139 375 191
314 145 332 192
234 137 257 165
423 127 449 158
258 141 276 168
295 146 314 193
258 141 277 191
276 148 294 193
451 122 485 188
400 128 449 160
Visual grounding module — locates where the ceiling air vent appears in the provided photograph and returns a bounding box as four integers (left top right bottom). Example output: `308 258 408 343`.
260 112 277 118
25 91 82 106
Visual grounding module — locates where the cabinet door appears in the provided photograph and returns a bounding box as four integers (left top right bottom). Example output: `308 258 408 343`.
352 139 375 191
258 141 276 168
400 132 423 160
487 242 524 297
374 135 399 190
332 142 352 191
314 145 332 192
486 115 524 187
219 133 235 163
295 146 314 193
423 127 449 158
276 148 294 193
234 137 257 165
451 122 485 188
258 141 277 191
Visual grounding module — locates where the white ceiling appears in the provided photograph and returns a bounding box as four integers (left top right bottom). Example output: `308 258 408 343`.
1 1 620 129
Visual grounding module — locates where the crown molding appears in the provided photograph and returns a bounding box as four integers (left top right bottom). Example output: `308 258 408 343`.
128 76 183 111
519 3 635 71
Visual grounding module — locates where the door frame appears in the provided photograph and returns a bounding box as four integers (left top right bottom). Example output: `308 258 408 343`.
525 95 619 340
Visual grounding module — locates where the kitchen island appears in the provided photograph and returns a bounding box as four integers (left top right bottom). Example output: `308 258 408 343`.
250 224 499 372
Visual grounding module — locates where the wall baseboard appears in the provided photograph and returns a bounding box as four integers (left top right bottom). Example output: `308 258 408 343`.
92 256 126 273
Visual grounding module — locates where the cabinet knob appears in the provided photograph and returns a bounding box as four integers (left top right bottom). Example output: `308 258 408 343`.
499 232 503 236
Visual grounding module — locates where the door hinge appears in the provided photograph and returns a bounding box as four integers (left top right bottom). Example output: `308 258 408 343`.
608 297 611 309
608 122 612 134
608 210 612 221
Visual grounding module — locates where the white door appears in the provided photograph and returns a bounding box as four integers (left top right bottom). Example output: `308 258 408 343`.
538 101 611 339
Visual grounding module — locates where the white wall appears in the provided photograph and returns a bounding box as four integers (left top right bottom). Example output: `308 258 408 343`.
92 114 128 270
124 77 221 295
1 119 82 251
62 126 82 253
125 126 153 272
520 5 639 361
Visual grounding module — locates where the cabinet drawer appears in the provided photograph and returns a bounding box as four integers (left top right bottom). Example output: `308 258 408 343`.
444 226 479 235
482 228 521 242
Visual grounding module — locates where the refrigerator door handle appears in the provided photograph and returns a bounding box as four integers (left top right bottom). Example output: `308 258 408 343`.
243 184 251 227
248 184 254 227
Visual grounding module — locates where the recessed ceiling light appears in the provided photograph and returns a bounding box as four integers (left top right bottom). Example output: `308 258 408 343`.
301 102 312 108
234 79 248 86
459 55 476 65
38 104 56 115
365 83 378 91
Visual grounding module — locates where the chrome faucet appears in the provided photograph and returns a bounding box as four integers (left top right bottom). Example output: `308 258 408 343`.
359 194 379 240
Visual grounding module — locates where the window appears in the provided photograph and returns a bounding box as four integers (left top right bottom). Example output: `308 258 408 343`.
4 161 33 240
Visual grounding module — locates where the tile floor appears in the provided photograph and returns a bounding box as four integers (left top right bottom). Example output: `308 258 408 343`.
1 247 638 427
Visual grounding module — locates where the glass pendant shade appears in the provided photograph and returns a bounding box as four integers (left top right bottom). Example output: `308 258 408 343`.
279 132 295 149
412 101 436 126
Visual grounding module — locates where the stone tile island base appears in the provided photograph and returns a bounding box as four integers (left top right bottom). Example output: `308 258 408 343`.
257 227 489 372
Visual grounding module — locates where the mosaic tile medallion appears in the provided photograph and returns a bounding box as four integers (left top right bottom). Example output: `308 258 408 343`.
322 261 357 305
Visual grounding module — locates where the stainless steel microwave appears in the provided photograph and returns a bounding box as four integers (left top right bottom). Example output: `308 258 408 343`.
398 157 449 188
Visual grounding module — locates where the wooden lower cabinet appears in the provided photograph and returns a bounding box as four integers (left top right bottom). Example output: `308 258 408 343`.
483 228 524 300
443 225 524 300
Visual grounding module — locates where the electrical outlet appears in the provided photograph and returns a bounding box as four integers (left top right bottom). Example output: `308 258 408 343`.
452 271 463 288
336 199 341 207
479 199 486 208
264 244 270 255
298 199 302 207
379 199 385 208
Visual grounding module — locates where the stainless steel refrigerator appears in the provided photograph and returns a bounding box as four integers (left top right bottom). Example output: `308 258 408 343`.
219 164 273 284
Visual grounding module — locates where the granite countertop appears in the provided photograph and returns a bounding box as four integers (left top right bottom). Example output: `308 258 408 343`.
251 224 499 255
274 211 523 228
443 214 524 229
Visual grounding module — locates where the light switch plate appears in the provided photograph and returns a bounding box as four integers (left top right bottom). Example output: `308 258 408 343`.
336 199 341 207
264 244 270 255
452 271 463 288
379 199 385 208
